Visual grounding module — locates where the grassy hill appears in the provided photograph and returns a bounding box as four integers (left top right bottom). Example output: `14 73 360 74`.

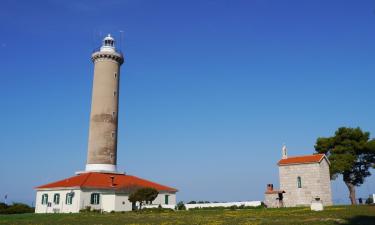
0 205 374 225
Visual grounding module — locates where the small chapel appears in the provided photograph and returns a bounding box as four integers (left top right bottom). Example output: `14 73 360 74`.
264 145 333 208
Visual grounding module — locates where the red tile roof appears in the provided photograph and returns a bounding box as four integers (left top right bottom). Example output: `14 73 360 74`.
35 172 177 192
278 154 326 165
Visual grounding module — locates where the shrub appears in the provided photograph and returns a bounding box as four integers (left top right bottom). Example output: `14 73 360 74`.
0 202 8 210
176 201 186 210
91 209 101 213
79 206 91 213
0 203 34 214
365 197 374 204
140 207 174 213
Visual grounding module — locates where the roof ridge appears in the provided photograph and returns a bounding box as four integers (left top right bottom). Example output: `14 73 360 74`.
285 153 323 158
79 172 92 186
127 174 177 191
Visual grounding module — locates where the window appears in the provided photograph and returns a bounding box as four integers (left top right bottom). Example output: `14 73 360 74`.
111 131 115 138
66 193 73 205
41 194 48 205
113 91 117 96
91 193 100 205
53 194 60 204
164 195 169 205
114 73 117 78
297 176 302 188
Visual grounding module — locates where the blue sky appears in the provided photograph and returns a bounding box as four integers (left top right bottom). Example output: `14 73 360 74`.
0 0 375 205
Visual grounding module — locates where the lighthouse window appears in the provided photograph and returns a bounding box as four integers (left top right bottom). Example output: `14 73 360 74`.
114 73 117 78
53 193 60 204
91 193 100 205
111 131 115 138
113 91 117 96
41 194 48 205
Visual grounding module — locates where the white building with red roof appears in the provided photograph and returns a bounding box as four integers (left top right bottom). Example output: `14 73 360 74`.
35 35 177 213
264 145 332 208
35 172 177 213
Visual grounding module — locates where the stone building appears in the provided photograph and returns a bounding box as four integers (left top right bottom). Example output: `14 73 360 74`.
265 146 332 207
35 34 177 213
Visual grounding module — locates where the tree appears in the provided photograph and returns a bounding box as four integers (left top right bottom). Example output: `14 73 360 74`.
128 187 158 210
315 127 375 205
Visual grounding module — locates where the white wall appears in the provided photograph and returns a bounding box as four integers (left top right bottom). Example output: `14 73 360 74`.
35 189 81 213
35 189 176 213
151 192 176 205
101 194 116 212
185 201 262 210
114 194 132 212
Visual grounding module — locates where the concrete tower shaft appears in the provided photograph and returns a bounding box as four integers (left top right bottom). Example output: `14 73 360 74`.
86 34 124 172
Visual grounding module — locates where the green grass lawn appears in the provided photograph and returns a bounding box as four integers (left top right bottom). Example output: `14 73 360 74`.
0 205 374 225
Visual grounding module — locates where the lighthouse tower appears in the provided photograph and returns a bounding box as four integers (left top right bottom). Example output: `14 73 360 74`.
34 34 177 213
86 34 124 172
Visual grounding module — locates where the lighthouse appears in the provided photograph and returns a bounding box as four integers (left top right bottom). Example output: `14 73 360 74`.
86 34 124 173
34 34 177 213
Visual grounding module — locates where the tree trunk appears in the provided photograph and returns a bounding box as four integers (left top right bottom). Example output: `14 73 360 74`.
345 182 357 205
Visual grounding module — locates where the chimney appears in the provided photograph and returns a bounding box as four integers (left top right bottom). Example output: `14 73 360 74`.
110 176 115 187
267 184 274 192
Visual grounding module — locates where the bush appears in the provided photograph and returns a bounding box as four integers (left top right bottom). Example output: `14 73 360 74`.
140 207 174 213
0 203 34 214
91 209 101 213
365 197 374 204
0 202 8 210
79 206 91 213
79 206 102 213
176 201 186 210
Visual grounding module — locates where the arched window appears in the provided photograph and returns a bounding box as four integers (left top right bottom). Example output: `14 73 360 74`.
297 176 302 188
66 193 74 205
41 194 48 205
91 193 100 205
53 194 60 204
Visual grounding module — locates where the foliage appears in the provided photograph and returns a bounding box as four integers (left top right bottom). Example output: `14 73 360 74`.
79 206 101 213
187 201 196 204
139 207 174 213
0 202 34 214
315 127 375 204
0 205 375 224
79 206 91 213
365 197 373 204
0 203 7 211
176 201 186 210
197 201 210 204
128 187 158 210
